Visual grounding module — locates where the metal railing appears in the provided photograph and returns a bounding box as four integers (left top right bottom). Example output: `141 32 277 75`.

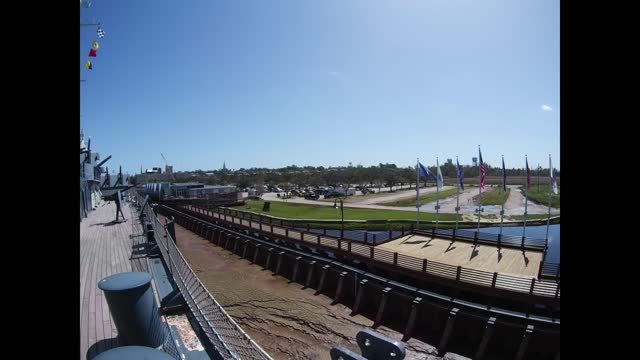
180 204 560 301
141 197 273 360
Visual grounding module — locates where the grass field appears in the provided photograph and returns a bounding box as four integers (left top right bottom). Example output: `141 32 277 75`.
235 199 458 221
478 187 511 205
522 186 560 208
379 188 459 206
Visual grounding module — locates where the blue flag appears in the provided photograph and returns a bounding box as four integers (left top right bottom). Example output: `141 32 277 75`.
502 157 507 191
418 162 436 180
456 159 464 190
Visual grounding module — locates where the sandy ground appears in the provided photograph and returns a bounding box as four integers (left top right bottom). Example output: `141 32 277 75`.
163 216 452 360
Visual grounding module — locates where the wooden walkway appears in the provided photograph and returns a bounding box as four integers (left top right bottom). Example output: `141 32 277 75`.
80 201 147 360
378 234 543 278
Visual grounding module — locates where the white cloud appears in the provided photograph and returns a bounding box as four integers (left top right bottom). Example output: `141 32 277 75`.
328 71 340 77
541 105 553 112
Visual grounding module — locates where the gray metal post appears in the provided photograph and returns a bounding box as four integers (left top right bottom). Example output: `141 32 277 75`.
474 317 496 360
438 308 460 352
375 287 392 325
98 272 163 348
515 325 534 360
333 271 348 303
93 346 175 360
317 265 330 293
352 279 368 314
291 256 302 283
403 297 423 340
305 261 317 288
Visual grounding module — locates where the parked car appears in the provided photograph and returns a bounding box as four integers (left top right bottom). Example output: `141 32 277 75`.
305 192 319 200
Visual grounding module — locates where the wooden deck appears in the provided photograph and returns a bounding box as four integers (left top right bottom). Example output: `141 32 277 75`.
378 233 543 278
80 200 147 360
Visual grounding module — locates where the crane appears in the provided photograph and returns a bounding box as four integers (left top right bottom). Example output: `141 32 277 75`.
161 153 176 182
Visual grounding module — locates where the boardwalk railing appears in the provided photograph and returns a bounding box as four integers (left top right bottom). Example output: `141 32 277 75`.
177 204 560 302
141 198 273 360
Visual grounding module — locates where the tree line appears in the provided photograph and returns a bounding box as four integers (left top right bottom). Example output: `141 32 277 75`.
134 162 559 190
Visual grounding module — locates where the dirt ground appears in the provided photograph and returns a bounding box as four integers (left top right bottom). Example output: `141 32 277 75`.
162 215 456 360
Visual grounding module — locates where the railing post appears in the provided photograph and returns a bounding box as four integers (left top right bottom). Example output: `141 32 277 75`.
456 266 462 281
375 287 392 325
352 279 368 314
393 252 398 265
404 297 423 340
300 231 304 241
305 261 316 288
515 325 534 360
422 259 427 272
316 265 331 294
364 231 368 243
555 281 560 299
538 261 544 279
285 228 289 239
317 234 321 245
270 224 274 233
333 271 348 304
348 241 352 253
474 317 497 360
529 278 536 295
275 251 285 276
389 229 392 239
252 244 261 264
521 236 526 249
438 308 459 353
264 248 274 270
242 240 250 259
232 236 240 254
401 226 405 236
291 256 302 283
492 272 498 288
370 247 374 259
323 228 327 235
497 233 502 248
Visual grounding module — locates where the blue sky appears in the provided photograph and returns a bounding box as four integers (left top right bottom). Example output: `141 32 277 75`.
80 0 559 174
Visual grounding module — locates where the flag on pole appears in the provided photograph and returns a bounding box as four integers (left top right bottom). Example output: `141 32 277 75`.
526 158 531 192
436 165 444 190
550 159 558 194
84 60 92 70
97 27 105 38
418 162 436 180
479 148 486 190
502 156 507 191
92 40 99 49
456 159 464 190
89 48 97 57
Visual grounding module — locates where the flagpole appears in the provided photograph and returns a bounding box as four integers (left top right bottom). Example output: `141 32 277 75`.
477 146 483 232
455 156 460 232
499 155 505 237
522 155 529 239
435 157 440 232
416 157 420 229
545 154 553 242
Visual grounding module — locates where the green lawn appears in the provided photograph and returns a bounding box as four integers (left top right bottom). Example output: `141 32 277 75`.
379 188 459 207
234 199 458 221
510 214 552 220
479 187 511 206
522 186 560 208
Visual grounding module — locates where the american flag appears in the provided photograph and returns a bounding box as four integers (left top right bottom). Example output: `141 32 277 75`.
479 148 486 190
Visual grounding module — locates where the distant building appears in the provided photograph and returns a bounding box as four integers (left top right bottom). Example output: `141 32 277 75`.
472 157 478 167
447 159 453 165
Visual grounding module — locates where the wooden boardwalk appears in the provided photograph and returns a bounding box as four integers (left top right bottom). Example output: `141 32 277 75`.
378 234 543 278
80 201 147 360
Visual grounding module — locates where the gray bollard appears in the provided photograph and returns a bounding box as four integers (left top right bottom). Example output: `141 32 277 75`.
98 272 163 348
93 346 174 360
